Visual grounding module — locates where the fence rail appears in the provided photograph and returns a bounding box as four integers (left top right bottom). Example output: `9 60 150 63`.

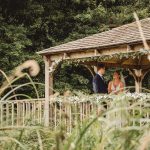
0 97 150 132
0 99 45 127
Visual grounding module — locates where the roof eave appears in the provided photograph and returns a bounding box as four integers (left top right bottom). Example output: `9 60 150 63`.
37 40 149 56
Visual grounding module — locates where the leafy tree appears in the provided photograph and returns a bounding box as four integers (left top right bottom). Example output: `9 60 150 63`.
0 0 150 96
0 18 32 73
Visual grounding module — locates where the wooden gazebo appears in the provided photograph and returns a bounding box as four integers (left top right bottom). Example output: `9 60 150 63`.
38 18 150 126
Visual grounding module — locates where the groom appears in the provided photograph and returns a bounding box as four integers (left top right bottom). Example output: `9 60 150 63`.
93 63 108 94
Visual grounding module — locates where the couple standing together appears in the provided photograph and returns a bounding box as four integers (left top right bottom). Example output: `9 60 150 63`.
93 63 124 94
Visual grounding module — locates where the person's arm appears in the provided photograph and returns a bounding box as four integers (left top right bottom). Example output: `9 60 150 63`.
108 81 112 94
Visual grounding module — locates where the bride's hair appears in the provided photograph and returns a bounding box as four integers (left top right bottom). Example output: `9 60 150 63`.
115 70 120 75
114 70 121 79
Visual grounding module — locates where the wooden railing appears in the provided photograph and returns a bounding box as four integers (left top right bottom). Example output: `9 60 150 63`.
0 99 100 131
0 99 45 127
0 98 150 132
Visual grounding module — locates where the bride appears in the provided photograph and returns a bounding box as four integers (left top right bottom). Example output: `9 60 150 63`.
108 71 124 94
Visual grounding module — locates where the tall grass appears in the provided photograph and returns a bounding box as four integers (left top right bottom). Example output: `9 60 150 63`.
0 92 150 149
0 60 40 100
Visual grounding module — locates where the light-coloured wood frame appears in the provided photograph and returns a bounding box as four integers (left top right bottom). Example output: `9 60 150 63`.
42 42 150 126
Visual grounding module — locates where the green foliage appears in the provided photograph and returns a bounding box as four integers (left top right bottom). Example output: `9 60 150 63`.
54 64 93 94
0 93 150 149
0 20 32 72
0 0 150 95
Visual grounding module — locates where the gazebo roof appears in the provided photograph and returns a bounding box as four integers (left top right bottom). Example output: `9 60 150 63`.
38 18 150 55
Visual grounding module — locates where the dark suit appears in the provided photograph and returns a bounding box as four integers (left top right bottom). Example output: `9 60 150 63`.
93 74 108 94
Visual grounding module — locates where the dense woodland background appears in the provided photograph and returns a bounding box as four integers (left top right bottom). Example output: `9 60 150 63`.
0 0 150 97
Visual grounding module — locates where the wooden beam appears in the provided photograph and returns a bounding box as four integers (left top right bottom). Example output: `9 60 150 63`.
49 45 127 61
94 49 101 56
127 45 131 52
127 45 135 52
49 43 148 62
128 68 150 93
63 53 70 59
142 68 150 80
80 61 149 69
82 65 96 77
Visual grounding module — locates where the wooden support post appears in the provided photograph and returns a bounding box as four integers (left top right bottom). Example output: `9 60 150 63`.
49 74 53 95
135 76 142 93
44 56 50 127
129 69 142 93
129 69 150 93
49 59 54 95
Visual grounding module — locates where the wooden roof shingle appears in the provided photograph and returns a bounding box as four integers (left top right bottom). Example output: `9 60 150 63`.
38 18 150 55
